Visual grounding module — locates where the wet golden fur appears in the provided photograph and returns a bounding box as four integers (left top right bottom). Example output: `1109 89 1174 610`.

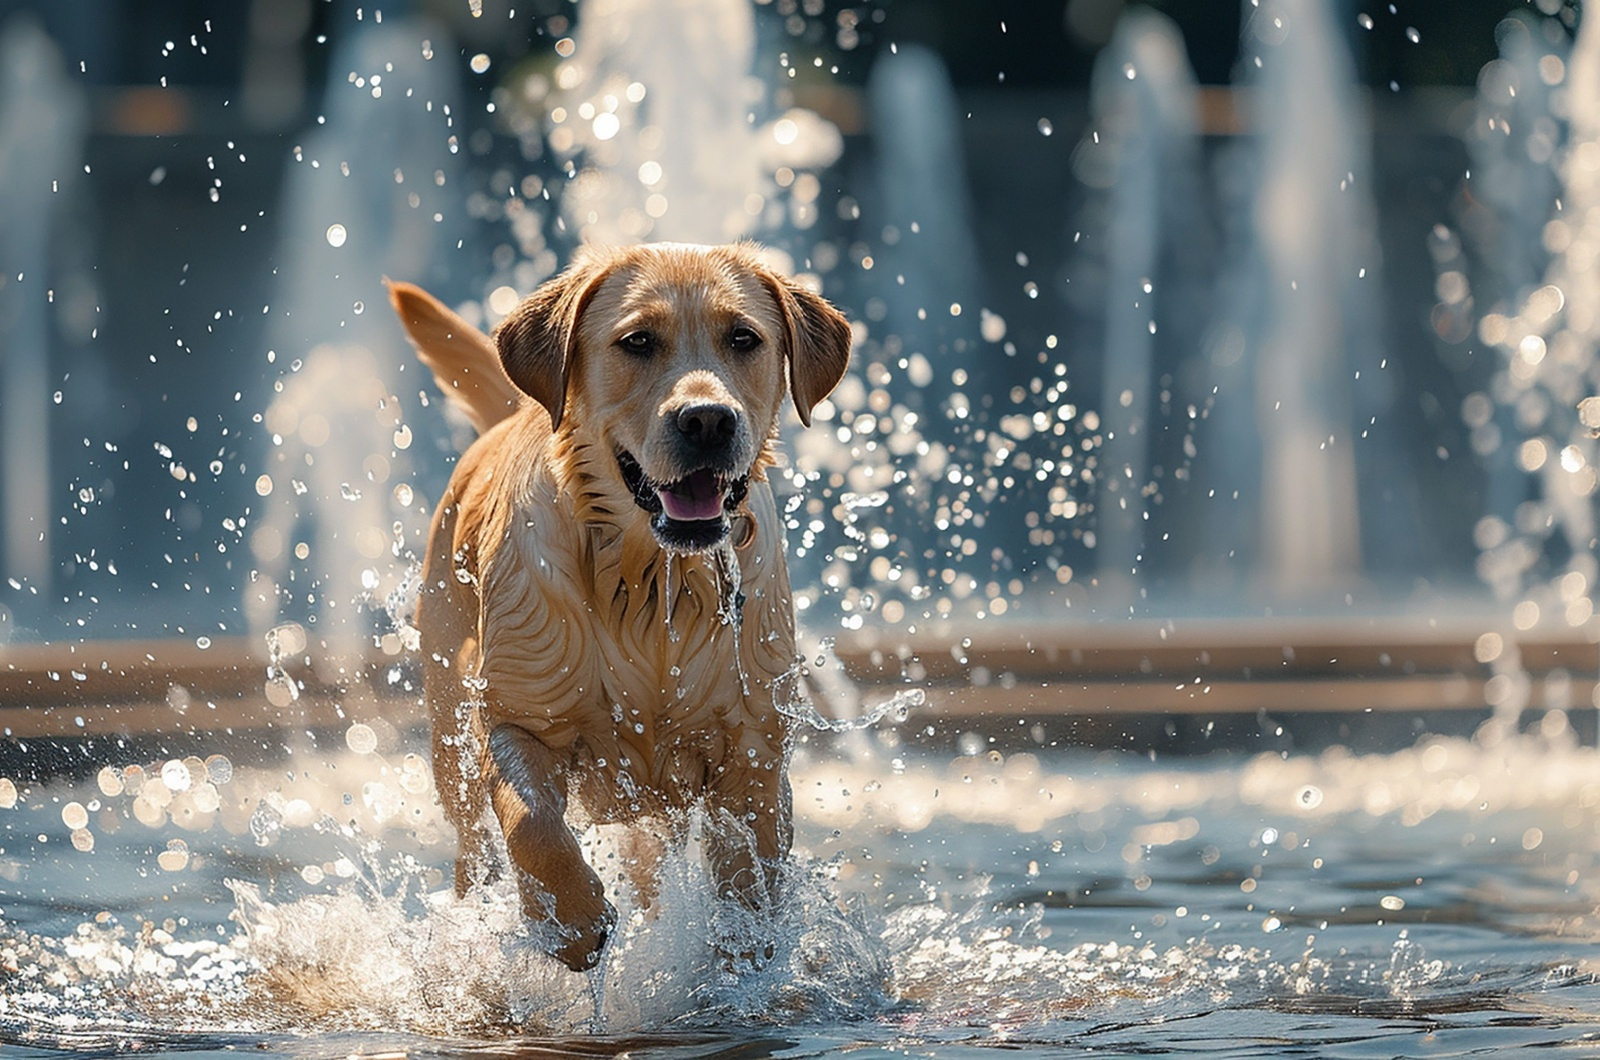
388 244 850 970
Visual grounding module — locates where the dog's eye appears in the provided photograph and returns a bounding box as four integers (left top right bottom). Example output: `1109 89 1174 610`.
728 326 762 353
617 331 656 357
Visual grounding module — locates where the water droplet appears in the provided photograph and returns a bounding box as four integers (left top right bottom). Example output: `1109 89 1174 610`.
61 802 88 830
161 759 193 792
204 754 234 785
1037 118 1053 137
325 223 347 248
470 53 491 74
157 839 190 872
340 483 362 501
1405 26 1420 43
346 722 378 754
255 474 273 496
249 800 283 847
195 635 212 650
1380 894 1406 911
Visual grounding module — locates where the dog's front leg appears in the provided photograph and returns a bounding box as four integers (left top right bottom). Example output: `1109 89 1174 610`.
482 722 615 971
706 764 793 909
705 766 792 970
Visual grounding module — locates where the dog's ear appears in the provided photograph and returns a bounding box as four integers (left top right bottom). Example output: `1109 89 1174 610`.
494 258 609 430
765 273 852 428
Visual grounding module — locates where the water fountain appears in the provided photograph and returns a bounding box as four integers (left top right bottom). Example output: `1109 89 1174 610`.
539 0 840 248
1077 9 1200 601
865 41 984 352
1231 0 1374 594
0 16 87 632
1471 3 1600 737
251 11 469 675
1462 12 1570 556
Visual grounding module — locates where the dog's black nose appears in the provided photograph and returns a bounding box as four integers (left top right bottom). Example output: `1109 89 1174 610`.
676 403 739 448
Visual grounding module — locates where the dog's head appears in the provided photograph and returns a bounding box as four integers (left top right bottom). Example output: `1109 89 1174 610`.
495 243 851 553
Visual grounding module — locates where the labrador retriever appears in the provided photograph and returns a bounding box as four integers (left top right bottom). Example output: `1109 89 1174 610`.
388 242 850 971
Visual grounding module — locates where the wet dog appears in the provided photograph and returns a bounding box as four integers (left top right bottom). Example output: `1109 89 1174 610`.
389 243 850 970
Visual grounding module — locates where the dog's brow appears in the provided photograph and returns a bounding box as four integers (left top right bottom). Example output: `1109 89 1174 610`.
616 284 750 332
611 308 664 336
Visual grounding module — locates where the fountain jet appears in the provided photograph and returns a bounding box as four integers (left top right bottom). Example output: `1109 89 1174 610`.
1083 9 1201 601
1240 0 1376 593
0 18 86 615
252 13 468 674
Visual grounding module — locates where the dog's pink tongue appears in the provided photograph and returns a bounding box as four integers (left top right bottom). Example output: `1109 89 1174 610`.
658 470 725 521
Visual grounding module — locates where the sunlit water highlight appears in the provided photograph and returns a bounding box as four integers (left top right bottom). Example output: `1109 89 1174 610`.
1 728 1597 1055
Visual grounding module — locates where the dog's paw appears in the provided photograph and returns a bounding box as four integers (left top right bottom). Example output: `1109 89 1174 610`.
551 900 616 972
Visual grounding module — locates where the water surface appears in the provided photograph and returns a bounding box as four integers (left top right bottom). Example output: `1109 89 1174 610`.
0 723 1597 1057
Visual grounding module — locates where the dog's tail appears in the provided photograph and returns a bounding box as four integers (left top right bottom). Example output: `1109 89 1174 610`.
387 280 524 435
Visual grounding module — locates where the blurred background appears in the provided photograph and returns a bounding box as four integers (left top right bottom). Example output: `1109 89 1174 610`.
0 0 1596 747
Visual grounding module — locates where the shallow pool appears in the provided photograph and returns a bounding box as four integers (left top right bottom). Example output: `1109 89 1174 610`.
0 723 1597 1057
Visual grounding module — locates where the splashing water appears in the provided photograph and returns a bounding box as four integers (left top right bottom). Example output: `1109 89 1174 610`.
781 678 925 736
662 551 676 636
262 621 307 707
538 0 840 245
1459 5 1600 741
3 732 1599 1052
252 348 421 673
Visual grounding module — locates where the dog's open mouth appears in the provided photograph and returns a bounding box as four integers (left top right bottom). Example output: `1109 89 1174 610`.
616 451 750 552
